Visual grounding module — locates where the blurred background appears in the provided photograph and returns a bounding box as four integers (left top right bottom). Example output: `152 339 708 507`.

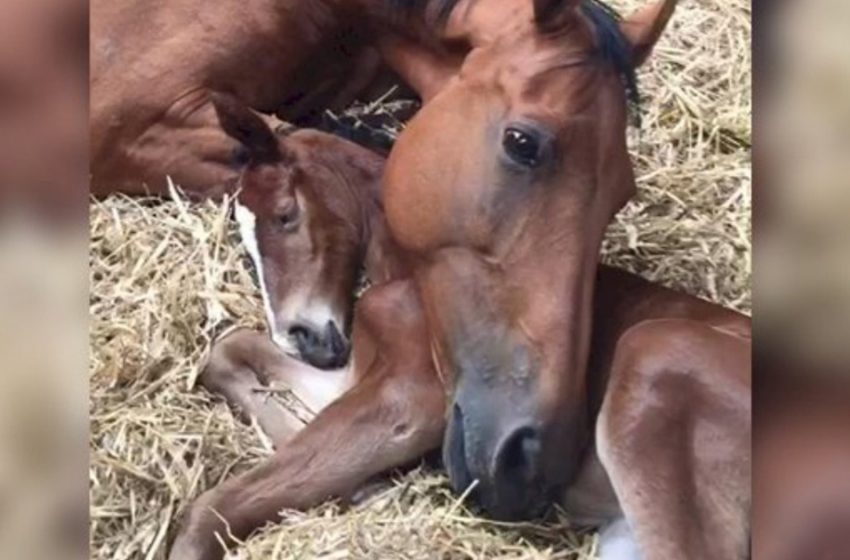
754 0 850 558
757 0 850 374
0 0 88 559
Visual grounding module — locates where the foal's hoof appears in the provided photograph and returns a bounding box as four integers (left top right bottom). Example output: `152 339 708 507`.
195 325 258 389
349 478 393 506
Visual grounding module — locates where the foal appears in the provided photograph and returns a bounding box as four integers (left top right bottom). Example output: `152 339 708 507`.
171 95 750 560
170 94 445 560
212 93 404 369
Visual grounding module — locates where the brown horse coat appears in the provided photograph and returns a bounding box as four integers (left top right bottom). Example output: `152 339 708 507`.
90 0 474 198
170 95 751 560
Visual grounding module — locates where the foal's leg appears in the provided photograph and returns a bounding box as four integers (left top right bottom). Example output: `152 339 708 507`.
170 361 445 560
200 327 354 446
595 319 751 560
199 328 305 446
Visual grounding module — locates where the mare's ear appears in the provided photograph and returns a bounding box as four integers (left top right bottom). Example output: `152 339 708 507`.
619 0 677 67
210 92 282 164
533 0 580 31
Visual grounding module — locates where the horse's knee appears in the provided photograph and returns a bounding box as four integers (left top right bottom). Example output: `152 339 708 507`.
613 318 748 396
377 369 445 449
612 320 709 385
599 319 750 450
199 327 261 393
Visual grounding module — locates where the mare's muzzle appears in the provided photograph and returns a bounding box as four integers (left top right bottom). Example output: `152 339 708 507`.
443 367 555 521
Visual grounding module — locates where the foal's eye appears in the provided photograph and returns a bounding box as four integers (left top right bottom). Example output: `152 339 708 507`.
503 127 543 168
278 211 299 232
276 203 300 232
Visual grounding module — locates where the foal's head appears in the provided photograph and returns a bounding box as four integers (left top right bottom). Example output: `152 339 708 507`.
384 0 677 519
213 94 384 369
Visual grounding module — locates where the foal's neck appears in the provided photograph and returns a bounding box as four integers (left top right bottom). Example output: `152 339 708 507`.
364 206 410 284
315 143 409 284
346 169 409 284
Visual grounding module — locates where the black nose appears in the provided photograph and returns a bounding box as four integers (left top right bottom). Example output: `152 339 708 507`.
288 320 349 369
493 425 542 487
443 404 548 521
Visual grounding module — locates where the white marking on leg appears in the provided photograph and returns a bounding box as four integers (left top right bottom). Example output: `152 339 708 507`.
267 357 355 416
291 361 355 415
599 517 643 560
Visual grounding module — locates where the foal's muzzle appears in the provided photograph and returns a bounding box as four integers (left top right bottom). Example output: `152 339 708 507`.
288 320 349 369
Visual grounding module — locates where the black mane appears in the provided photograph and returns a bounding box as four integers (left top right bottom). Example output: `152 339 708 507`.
386 0 461 26
388 0 641 121
579 0 641 119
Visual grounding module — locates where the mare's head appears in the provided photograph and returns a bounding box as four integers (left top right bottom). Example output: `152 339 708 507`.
384 0 677 519
212 94 384 369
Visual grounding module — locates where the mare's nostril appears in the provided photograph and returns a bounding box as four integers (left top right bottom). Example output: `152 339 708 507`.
494 426 541 485
444 404 474 494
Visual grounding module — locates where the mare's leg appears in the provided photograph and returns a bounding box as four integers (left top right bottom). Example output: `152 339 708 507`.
200 327 354 446
92 91 286 199
170 352 445 560
595 319 751 560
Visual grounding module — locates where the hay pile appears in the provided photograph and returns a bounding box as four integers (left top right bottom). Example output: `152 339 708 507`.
89 0 751 557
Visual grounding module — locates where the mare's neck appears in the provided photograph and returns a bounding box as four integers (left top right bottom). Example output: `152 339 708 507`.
370 0 530 44
329 0 479 42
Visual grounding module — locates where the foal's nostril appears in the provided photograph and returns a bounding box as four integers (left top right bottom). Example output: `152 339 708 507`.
288 322 349 369
287 324 317 348
494 426 542 485
325 321 347 355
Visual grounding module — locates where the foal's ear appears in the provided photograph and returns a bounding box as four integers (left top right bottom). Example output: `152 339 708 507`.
533 0 580 30
210 92 281 164
619 0 678 67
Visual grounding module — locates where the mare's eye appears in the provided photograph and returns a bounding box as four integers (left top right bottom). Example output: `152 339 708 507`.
503 127 543 168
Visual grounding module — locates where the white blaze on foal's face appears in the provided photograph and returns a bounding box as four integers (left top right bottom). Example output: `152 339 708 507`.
212 93 356 369
233 197 348 366
233 200 285 348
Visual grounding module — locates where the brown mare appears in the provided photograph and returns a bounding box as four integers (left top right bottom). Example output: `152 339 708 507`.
380 1 732 548
90 0 471 198
170 74 750 560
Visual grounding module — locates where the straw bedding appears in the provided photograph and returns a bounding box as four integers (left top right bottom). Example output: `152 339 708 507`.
89 0 751 557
